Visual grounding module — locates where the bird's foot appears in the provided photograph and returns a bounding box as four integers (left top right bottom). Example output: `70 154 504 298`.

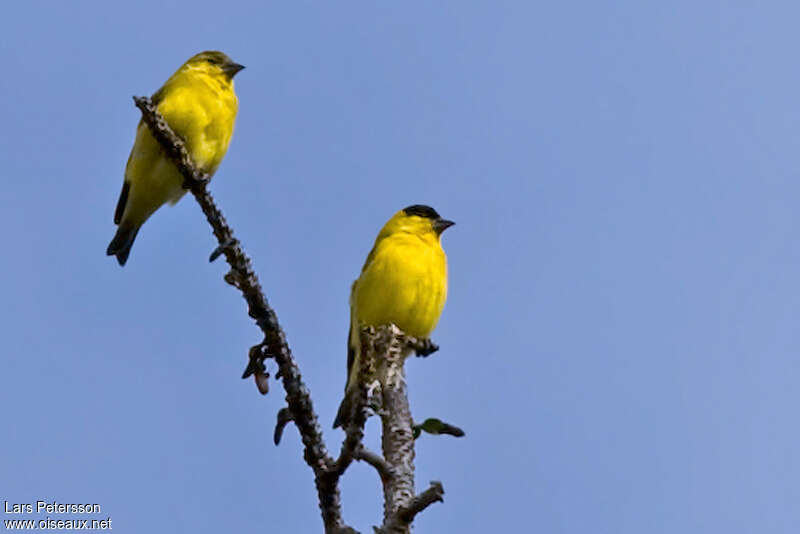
411 338 439 357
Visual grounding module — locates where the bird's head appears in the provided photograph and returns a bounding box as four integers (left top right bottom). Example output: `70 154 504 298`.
380 205 455 242
184 51 245 81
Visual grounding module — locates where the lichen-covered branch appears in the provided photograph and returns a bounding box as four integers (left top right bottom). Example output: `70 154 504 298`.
329 324 447 533
368 326 416 532
346 326 443 533
133 96 346 533
383 482 445 533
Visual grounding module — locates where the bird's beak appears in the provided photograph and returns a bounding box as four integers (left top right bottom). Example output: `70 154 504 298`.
433 218 455 235
224 63 246 78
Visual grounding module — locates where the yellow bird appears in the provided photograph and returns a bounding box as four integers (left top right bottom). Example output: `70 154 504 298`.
107 51 244 265
333 205 454 428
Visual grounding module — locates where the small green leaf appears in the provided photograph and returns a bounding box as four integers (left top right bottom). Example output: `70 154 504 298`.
413 417 465 439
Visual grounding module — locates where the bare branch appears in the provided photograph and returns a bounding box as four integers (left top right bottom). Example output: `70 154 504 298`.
374 328 416 530
353 446 393 481
389 480 444 532
346 326 446 534
133 96 348 534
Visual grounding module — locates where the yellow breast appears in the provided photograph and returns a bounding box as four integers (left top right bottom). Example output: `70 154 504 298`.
353 233 448 338
156 73 238 174
120 68 238 227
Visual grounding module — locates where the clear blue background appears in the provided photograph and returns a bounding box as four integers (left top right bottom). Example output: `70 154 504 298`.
1 2 798 532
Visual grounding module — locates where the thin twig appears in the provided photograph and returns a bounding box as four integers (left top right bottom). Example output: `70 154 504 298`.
133 96 347 534
353 446 393 481
383 482 445 532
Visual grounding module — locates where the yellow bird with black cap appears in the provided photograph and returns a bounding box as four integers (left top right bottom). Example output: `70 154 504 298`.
107 51 244 265
334 205 455 428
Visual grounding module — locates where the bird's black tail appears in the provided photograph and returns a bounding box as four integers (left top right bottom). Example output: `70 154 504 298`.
106 224 139 266
333 333 358 429
332 392 353 429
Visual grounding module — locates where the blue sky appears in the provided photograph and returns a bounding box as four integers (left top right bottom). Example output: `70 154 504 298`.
2 1 799 532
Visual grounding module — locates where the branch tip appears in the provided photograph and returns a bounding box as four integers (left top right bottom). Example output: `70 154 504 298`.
274 407 294 445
